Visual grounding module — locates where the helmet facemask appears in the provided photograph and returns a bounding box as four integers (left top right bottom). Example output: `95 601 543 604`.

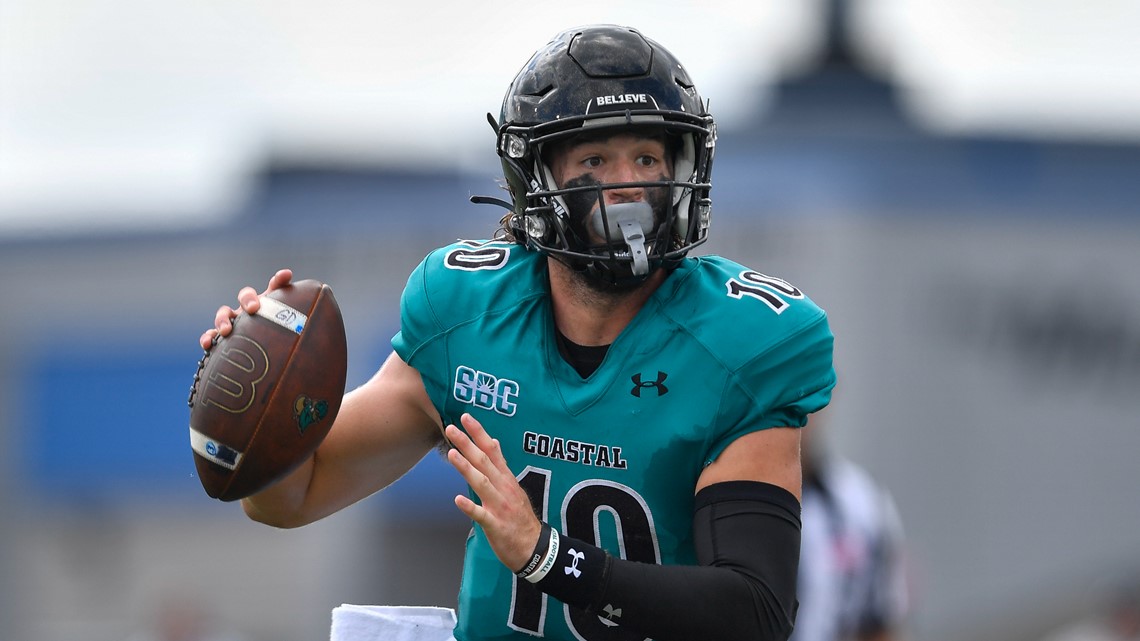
499 115 714 287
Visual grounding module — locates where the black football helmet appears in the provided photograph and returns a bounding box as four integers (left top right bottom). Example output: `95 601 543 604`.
487 24 717 285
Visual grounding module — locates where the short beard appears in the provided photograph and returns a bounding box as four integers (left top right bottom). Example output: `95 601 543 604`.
550 255 645 307
570 259 647 296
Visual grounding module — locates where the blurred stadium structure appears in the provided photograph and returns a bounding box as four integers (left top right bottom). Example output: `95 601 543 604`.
1 2 1138 640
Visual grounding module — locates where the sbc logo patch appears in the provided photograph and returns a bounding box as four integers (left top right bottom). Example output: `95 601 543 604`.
453 366 519 416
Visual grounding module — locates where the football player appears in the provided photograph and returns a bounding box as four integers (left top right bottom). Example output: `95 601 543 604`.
203 24 836 641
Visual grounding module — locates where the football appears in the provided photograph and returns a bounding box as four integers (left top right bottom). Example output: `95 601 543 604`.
188 279 348 502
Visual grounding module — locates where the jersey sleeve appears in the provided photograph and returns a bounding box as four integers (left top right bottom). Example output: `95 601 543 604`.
390 240 542 413
391 248 443 362
390 247 455 406
706 308 836 465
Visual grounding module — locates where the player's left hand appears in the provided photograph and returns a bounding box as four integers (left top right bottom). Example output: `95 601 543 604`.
446 413 542 573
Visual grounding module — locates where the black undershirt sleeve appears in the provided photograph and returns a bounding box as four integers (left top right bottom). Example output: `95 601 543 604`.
529 480 802 641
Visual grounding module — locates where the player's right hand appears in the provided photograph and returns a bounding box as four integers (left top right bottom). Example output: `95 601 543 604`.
199 269 294 350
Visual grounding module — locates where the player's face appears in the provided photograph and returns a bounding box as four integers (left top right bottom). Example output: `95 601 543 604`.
550 133 671 189
548 133 673 244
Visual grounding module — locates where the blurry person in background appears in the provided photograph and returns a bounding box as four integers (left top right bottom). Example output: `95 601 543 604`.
791 407 910 641
1041 576 1140 641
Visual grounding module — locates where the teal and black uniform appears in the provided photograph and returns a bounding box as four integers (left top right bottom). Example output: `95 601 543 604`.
392 240 836 641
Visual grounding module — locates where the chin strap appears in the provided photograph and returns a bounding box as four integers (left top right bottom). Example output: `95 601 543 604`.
589 201 655 277
469 194 515 211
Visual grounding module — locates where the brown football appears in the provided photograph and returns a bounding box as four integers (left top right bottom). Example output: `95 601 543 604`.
188 279 348 502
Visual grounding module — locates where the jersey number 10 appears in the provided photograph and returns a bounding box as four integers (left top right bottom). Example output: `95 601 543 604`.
509 466 659 641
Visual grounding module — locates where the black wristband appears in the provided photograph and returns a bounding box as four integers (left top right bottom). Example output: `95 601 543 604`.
529 532 611 612
515 522 554 579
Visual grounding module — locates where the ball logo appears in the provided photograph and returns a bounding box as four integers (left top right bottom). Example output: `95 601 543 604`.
293 395 329 434
204 335 269 413
199 437 240 468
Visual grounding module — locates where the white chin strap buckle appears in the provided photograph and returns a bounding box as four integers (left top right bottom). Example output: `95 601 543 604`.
590 201 654 276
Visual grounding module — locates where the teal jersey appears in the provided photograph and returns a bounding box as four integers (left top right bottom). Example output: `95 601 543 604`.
392 240 836 641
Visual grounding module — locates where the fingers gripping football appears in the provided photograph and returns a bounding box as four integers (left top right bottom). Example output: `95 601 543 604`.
199 269 294 350
446 414 542 572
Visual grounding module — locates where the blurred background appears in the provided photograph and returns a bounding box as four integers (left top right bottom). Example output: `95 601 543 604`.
2 0 1139 640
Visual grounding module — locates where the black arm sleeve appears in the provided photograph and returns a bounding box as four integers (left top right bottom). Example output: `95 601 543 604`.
531 480 802 641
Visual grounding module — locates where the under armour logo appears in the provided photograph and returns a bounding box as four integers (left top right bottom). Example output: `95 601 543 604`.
600 604 622 627
565 548 585 578
631 371 668 397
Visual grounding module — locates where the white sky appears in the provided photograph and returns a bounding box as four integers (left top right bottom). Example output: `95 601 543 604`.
1 0 1138 236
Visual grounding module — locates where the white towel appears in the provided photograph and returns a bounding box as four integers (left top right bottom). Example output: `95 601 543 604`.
330 604 457 641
